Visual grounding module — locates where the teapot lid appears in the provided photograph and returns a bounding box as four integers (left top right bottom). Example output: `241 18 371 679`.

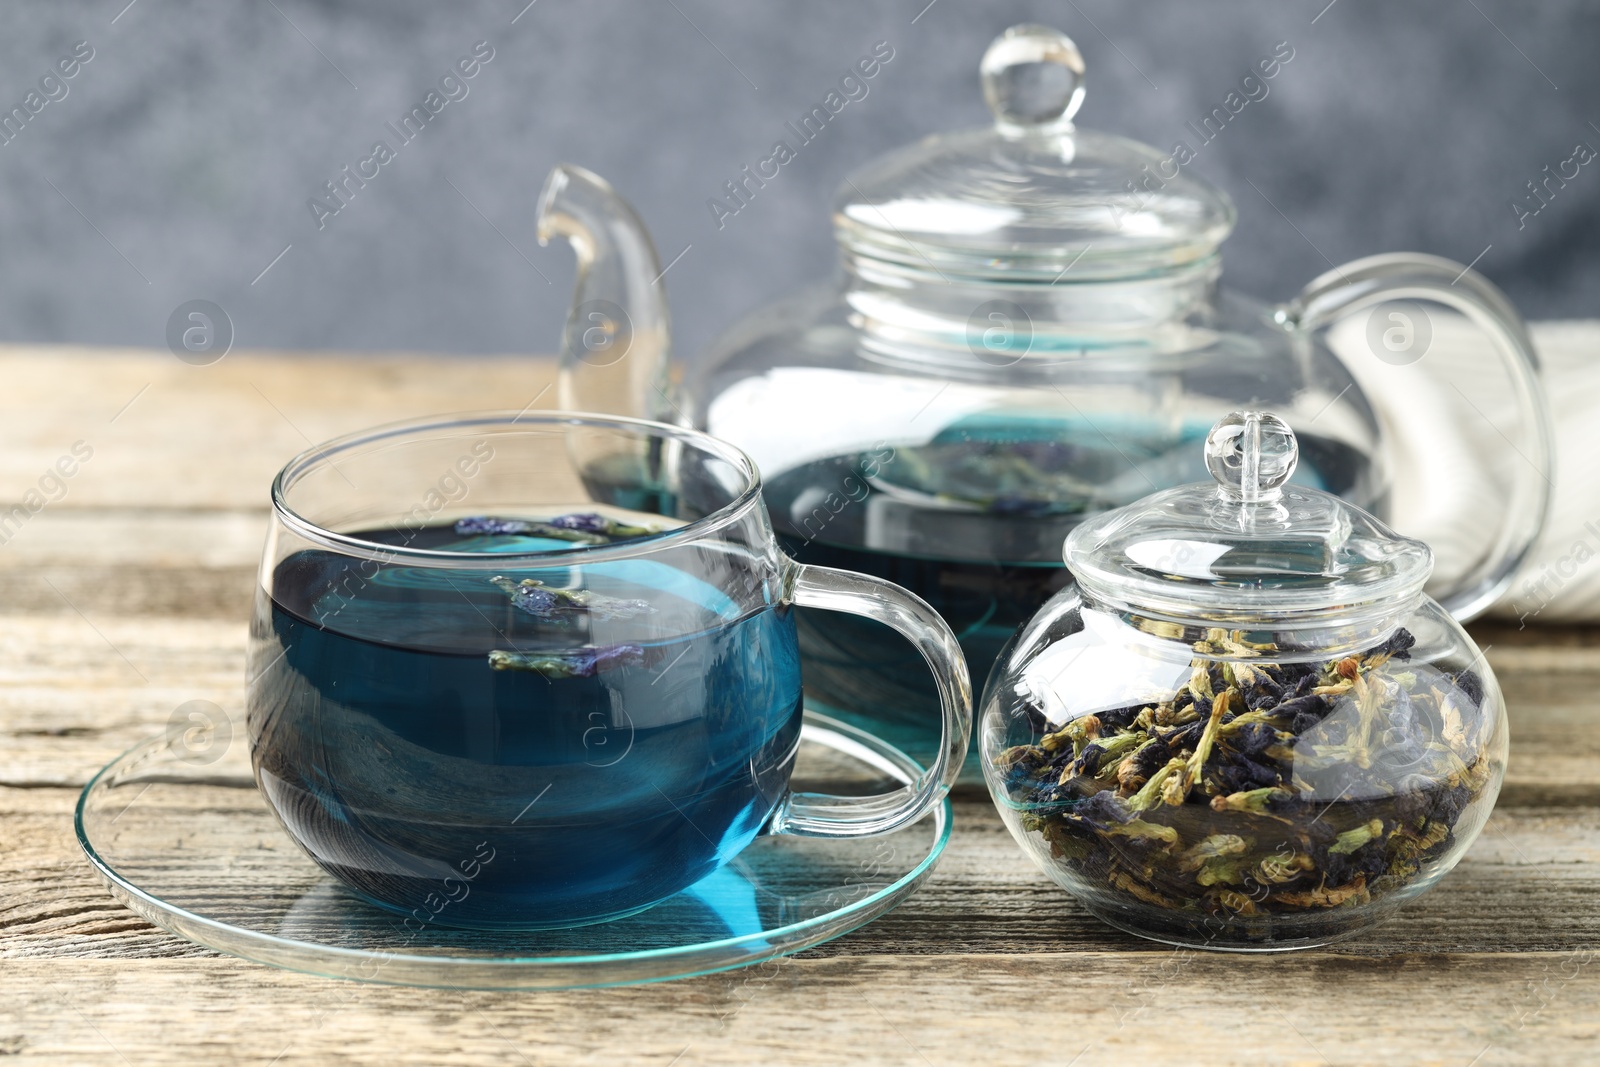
834 24 1236 281
1063 412 1434 622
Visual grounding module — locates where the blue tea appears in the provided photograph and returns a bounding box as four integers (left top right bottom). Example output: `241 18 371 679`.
762 417 1381 768
248 519 803 930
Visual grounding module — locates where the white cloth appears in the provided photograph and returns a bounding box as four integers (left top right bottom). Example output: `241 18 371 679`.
1329 318 1600 623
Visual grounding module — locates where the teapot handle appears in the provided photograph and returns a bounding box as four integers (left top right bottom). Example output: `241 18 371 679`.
1280 252 1554 621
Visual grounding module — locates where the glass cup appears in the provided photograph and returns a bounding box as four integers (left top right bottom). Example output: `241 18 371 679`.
247 412 970 931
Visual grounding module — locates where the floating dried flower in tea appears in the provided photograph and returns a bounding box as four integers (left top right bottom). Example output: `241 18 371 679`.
489 575 655 622
487 643 656 678
471 515 664 681
993 626 1498 942
455 513 661 543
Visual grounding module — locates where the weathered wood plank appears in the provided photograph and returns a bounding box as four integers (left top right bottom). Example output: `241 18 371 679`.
0 951 1595 1066
0 347 558 510
0 510 267 568
0 617 244 788
0 565 256 621
5 785 1596 962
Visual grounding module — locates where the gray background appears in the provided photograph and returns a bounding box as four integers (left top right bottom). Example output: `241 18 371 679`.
0 0 1594 361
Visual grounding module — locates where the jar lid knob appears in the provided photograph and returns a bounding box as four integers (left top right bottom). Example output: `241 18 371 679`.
980 25 1086 135
1205 411 1299 504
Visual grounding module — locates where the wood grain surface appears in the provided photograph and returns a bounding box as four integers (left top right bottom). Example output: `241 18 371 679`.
0 347 1597 1065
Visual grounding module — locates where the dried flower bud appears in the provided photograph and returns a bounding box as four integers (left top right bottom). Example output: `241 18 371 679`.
1180 833 1247 872
489 576 654 621
486 643 650 678
995 626 1495 943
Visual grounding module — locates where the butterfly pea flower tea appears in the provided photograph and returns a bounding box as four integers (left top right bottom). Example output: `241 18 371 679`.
248 414 970 931
253 509 802 929
980 412 1507 949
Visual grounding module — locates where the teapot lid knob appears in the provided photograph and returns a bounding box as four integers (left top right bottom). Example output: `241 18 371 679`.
980 25 1086 134
1205 411 1299 505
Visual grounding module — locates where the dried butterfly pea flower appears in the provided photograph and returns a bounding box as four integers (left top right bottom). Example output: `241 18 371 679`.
455 516 536 536
1066 730 1147 781
1329 819 1385 855
996 626 1495 941
1257 850 1315 883
1273 877 1370 909
487 643 653 678
545 513 661 539
1450 668 1486 707
456 512 662 543
1179 833 1248 871
489 576 654 622
454 516 605 543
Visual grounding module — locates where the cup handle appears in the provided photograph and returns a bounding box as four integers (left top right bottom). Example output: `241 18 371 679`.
765 563 971 839
1281 252 1555 621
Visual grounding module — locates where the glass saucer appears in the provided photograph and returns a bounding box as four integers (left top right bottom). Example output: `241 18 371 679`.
75 710 950 991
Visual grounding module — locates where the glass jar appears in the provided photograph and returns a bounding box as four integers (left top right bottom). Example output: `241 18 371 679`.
980 412 1506 949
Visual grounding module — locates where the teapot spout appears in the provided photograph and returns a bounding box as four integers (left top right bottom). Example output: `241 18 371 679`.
537 164 673 421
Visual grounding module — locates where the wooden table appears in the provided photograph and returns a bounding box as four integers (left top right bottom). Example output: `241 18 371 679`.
2 347 1597 1065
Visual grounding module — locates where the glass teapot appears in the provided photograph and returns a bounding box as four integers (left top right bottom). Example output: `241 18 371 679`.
538 24 1551 766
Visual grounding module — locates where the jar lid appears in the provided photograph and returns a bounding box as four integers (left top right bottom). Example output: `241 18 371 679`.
834 24 1236 281
1063 412 1434 621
